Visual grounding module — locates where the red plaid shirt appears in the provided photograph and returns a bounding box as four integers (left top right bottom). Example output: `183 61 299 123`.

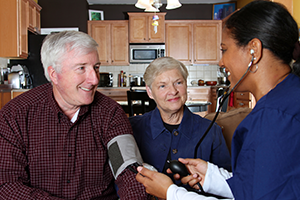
0 83 148 200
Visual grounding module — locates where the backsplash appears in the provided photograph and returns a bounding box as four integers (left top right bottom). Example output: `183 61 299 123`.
100 64 219 87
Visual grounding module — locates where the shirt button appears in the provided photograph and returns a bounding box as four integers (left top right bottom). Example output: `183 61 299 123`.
68 153 72 157
172 149 178 154
173 131 179 136
67 180 70 183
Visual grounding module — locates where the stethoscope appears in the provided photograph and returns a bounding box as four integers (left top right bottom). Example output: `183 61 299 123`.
194 51 255 159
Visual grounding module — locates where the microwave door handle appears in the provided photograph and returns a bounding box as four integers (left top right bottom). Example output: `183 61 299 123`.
158 49 161 58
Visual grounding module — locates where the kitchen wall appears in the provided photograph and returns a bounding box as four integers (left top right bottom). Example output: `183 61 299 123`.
87 3 218 86
100 64 219 87
37 0 220 87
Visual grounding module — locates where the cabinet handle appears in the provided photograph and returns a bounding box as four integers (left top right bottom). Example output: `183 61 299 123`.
240 93 244 96
106 60 108 63
144 38 146 40
149 38 151 40
239 102 244 106
112 60 114 63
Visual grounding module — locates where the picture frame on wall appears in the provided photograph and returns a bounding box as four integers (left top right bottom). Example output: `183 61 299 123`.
89 10 104 21
213 2 236 20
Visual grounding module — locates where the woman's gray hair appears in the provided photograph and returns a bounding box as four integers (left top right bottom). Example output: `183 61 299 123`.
41 31 98 82
144 57 189 88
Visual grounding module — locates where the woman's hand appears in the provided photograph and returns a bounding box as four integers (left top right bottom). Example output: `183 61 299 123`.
179 158 208 189
136 166 173 199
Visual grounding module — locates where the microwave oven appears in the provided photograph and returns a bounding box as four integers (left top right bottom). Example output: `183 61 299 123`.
129 44 165 63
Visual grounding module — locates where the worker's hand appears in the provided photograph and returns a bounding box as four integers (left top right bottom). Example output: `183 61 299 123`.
179 158 208 189
136 166 173 199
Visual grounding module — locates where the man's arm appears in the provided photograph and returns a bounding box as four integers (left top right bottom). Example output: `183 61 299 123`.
0 112 63 200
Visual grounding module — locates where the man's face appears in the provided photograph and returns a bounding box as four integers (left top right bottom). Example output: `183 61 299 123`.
50 49 100 110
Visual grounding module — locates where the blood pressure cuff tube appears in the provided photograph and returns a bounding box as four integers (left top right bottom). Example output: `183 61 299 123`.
107 134 143 179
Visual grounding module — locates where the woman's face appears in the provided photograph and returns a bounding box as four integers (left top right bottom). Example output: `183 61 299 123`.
219 28 251 91
147 69 187 115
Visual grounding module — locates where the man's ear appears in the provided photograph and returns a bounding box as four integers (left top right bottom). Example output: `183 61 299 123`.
146 85 154 99
47 66 58 84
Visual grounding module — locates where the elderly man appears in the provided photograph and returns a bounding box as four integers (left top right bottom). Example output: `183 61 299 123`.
0 31 148 199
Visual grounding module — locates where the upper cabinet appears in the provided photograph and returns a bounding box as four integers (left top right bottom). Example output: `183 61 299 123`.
0 0 41 59
88 20 129 66
128 12 166 43
166 20 222 65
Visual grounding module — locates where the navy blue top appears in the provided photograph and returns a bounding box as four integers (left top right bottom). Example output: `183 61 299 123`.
228 73 300 199
130 106 231 174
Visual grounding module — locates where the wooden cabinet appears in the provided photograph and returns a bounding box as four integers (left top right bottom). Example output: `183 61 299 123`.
165 22 192 64
227 91 256 111
272 0 293 14
166 20 222 65
28 0 41 33
128 12 166 43
88 20 129 66
187 87 214 114
0 0 41 58
0 92 11 109
97 88 129 101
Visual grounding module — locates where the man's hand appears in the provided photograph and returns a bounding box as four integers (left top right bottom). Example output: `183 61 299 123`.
136 166 173 199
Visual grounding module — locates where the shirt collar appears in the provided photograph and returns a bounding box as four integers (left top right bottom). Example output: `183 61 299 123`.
149 105 194 139
46 83 90 121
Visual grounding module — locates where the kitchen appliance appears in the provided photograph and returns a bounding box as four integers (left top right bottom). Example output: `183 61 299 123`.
98 72 113 87
217 67 230 86
0 67 9 84
8 65 33 89
129 74 145 86
129 44 165 63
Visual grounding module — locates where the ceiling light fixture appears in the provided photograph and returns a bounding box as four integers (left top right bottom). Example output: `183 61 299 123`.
135 0 182 12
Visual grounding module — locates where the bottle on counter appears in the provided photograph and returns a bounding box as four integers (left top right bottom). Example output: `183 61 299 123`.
119 70 124 87
123 72 127 87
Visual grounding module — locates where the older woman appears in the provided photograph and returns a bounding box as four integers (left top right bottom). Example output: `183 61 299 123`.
129 57 231 186
135 1 300 200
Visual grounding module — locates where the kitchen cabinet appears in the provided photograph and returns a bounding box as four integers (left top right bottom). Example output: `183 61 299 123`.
272 0 293 14
227 91 256 111
88 20 129 66
97 88 129 101
0 92 11 109
28 0 41 33
0 0 41 58
187 87 213 114
128 12 166 43
165 20 222 65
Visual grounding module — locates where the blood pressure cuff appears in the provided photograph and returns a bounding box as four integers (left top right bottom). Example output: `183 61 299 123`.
107 134 143 179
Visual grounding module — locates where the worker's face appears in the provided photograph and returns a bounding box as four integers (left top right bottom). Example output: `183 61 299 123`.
147 69 187 115
50 49 100 109
218 28 251 91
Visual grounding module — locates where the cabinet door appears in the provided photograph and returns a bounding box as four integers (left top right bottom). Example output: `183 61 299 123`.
147 14 165 43
111 22 129 65
0 0 41 58
165 21 193 65
88 21 111 65
129 15 148 43
28 0 41 33
0 92 11 109
19 0 29 58
193 21 221 64
272 0 292 14
88 20 129 66
128 13 166 43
